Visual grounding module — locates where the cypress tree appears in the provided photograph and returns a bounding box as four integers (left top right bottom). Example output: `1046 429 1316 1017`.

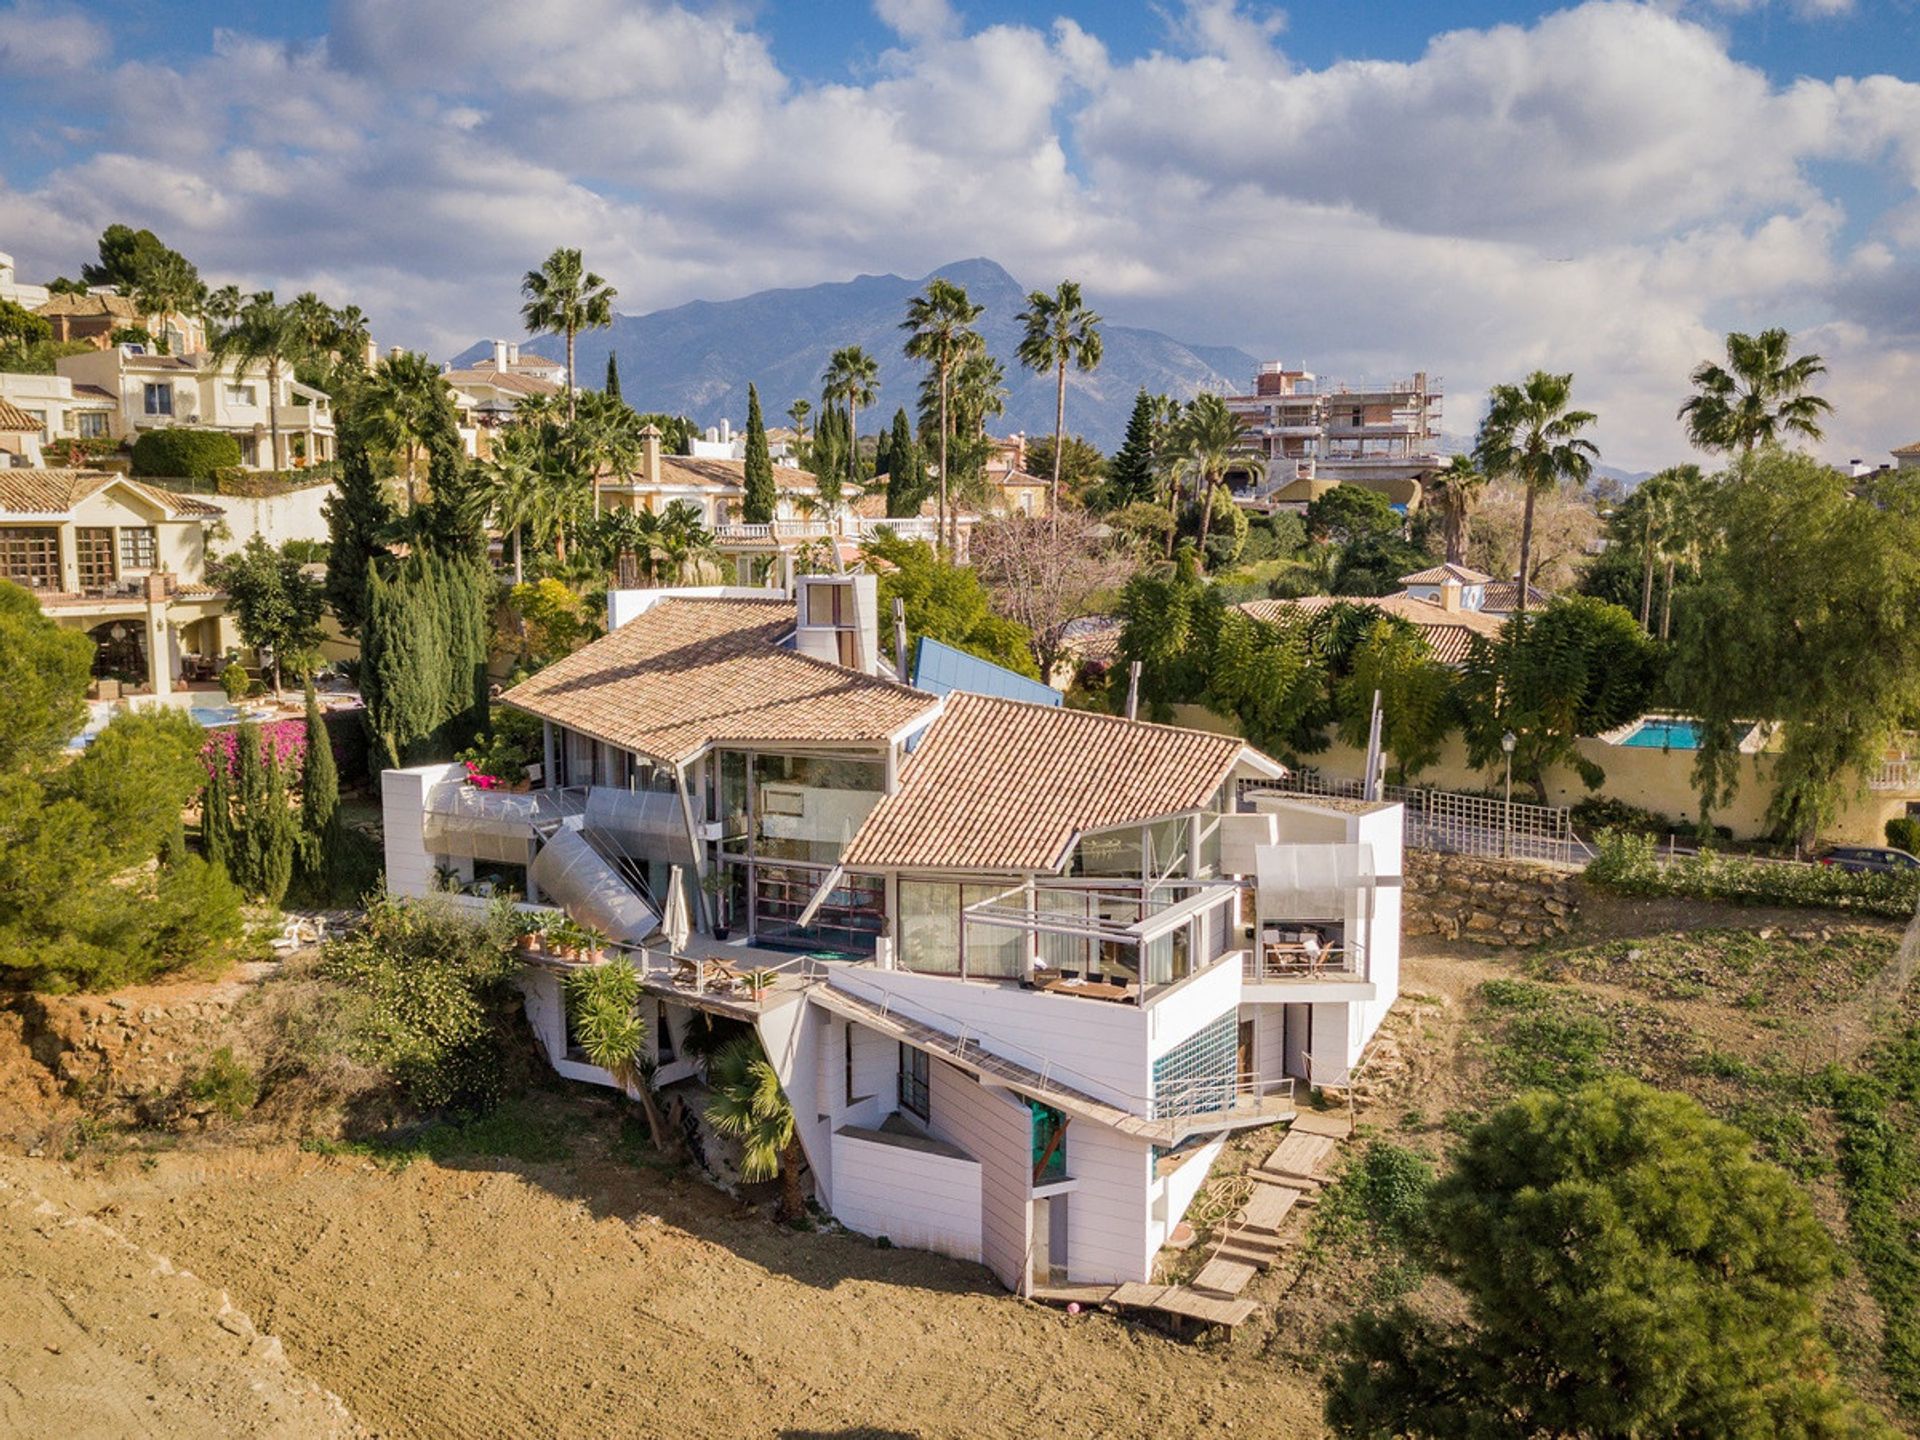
299 680 341 892
884 408 924 517
1107 388 1157 509
202 744 234 881
742 383 776 524
233 719 268 895
258 744 296 908
322 431 393 637
605 351 621 399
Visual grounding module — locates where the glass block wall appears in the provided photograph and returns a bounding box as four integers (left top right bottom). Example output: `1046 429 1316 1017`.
1151 1012 1238 1117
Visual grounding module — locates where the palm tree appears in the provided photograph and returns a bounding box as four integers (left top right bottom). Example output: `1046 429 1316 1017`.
821 346 879 490
485 424 559 584
1678 328 1832 455
520 247 617 427
210 292 311 471
563 960 671 1153
361 349 450 507
1016 280 1103 521
131 251 205 353
1473 372 1599 617
204 284 243 328
1168 393 1263 563
571 388 644 518
786 398 811 457
1425 454 1486 565
659 498 715 582
1652 463 1710 640
901 277 984 551
703 1034 805 1222
1629 469 1676 632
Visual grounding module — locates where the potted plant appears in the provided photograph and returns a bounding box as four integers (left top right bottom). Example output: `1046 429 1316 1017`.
743 967 779 1002
577 924 611 965
701 868 734 941
548 917 582 962
512 911 548 955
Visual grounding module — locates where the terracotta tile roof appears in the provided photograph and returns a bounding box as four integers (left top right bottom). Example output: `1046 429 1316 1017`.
0 399 39 431
650 456 820 494
840 693 1274 873
1893 440 1920 456
499 596 939 764
0 469 223 519
1060 614 1124 663
35 291 139 320
1238 593 1504 667
1398 562 1491 585
848 486 936 520
1478 580 1549 612
70 383 116 401
440 368 561 397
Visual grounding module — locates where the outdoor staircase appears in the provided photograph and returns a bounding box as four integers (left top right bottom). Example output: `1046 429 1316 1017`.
1186 1116 1348 1303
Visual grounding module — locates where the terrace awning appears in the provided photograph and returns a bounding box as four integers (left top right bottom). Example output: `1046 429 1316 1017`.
1253 843 1377 920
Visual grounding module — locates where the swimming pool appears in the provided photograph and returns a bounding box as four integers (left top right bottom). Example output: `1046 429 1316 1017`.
68 700 250 748
1621 718 1704 750
189 704 244 727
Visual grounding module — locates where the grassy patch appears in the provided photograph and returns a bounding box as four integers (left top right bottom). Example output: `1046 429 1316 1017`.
1820 1024 1920 1417
1473 978 1612 1092
303 1096 579 1170
1527 926 1899 1008
1308 1140 1435 1303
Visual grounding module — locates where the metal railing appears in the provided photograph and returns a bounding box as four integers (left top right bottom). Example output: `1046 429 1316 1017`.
1243 939 1366 983
1150 1072 1295 1122
1243 773 1586 867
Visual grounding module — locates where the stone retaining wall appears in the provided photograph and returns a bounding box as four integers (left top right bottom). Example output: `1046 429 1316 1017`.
1403 851 1578 945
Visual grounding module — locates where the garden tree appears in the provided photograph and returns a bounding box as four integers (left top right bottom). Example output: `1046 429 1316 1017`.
506 578 592 666
1115 546 1214 721
785 397 810 452
740 382 777 524
1424 455 1485 565
1473 371 1599 616
1672 451 1920 844
1015 279 1104 520
1457 594 1659 804
322 427 395 637
901 276 984 550
132 427 246 481
361 548 492 769
298 681 343 898
1105 389 1160 510
603 350 620 399
1636 464 1715 638
632 411 694 454
1325 1078 1883 1439
56 709 206 863
1306 484 1402 545
705 1034 807 1222
808 400 848 498
1023 434 1106 503
1203 603 1332 762
1464 480 1604 598
361 349 455 506
592 507 668 589
571 386 646 519
219 720 299 906
879 407 928 517
865 531 1038 678
82 224 199 295
210 536 326 697
210 292 313 471
1334 618 1454 781
1680 327 1833 455
970 510 1133 677
1331 530 1434 598
0 581 93 771
1109 499 1177 558
1168 394 1263 563
0 298 51 350
1196 485 1251 570
563 960 671 1152
821 345 879 488
203 283 242 326
130 250 206 352
481 422 552 585
201 738 234 879
520 246 616 426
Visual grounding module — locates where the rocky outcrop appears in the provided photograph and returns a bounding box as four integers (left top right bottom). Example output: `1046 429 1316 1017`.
1403 852 1578 946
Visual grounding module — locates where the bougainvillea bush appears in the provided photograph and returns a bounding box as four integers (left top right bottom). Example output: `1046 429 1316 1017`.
202 718 307 782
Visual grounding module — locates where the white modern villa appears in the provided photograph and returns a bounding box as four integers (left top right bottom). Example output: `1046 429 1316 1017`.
382 573 1403 1296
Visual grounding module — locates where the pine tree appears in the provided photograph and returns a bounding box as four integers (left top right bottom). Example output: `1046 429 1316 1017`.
1107 388 1158 509
883 408 925 518
604 351 621 399
322 430 393 638
299 680 341 891
202 744 234 881
742 383 776 524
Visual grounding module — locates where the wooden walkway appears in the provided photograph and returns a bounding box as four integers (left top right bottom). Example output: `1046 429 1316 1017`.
1033 1281 1256 1330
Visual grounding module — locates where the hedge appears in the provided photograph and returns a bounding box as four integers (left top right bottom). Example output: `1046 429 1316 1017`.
1586 830 1920 918
212 463 340 497
130 428 242 481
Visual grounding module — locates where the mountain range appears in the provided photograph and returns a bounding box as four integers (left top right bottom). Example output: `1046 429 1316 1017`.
452 257 1259 453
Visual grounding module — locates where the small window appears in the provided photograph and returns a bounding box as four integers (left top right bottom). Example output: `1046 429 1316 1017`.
898 1043 930 1121
845 1025 856 1105
655 1002 675 1063
143 383 173 416
77 411 110 439
224 383 257 406
118 527 157 571
24 408 47 441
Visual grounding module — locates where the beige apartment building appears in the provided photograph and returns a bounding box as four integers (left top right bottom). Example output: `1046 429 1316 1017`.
1225 361 1444 513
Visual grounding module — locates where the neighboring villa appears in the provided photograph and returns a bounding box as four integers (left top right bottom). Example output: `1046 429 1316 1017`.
0 372 118 464
442 341 567 458
1392 562 1545 619
382 573 1404 1294
1224 360 1444 514
52 344 335 470
0 468 229 697
982 433 1052 517
37 290 206 356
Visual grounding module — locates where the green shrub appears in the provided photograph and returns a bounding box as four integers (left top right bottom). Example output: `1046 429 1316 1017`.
1886 816 1920 855
130 428 242 481
1587 828 1920 918
1570 794 1671 835
220 662 249 702
320 892 522 1113
186 1046 258 1120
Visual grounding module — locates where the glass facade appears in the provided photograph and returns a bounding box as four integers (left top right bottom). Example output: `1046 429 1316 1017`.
1151 1013 1239 1117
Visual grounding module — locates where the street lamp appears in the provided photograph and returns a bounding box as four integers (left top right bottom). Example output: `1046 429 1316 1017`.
1501 730 1517 860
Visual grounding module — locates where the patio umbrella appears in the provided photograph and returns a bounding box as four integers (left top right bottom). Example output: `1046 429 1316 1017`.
662 864 693 955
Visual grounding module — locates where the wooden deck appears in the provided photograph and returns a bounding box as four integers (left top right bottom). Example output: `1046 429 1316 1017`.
1032 1281 1258 1331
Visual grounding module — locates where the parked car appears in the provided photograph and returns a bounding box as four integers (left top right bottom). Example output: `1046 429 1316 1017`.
1819 845 1920 874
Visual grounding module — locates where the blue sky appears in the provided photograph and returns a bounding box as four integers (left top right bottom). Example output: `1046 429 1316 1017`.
3 0 1919 466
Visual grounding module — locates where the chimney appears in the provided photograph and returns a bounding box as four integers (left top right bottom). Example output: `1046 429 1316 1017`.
491 339 508 371
639 423 662 486
1850 458 1869 477
719 418 732 445
1439 576 1463 613
794 573 880 674
506 341 519 366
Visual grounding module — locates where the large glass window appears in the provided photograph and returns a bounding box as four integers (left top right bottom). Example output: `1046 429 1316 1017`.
899 881 960 974
118 527 157 571
75 528 115 588
962 883 1026 979
751 753 884 863
77 411 109 439
1030 1101 1068 1182
0 528 58 590
714 750 749 852
898 1044 930 1120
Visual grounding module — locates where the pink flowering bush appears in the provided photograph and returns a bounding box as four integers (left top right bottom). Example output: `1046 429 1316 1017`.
462 760 501 790
202 719 308 782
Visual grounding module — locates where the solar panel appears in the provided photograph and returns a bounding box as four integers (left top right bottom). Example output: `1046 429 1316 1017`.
911 636 1062 707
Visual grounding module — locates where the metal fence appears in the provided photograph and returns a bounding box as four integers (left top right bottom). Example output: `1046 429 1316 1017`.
1242 772 1587 868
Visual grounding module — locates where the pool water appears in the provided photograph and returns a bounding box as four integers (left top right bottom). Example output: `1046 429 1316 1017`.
69 700 248 748
1622 719 1704 750
189 704 244 727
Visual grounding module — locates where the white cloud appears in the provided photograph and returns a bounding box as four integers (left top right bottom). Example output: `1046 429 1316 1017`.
1 0 1917 468
0 0 105 74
